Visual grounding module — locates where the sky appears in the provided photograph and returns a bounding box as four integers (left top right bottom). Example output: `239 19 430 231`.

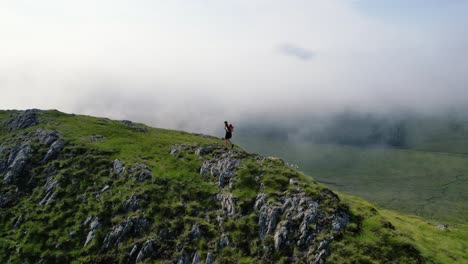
1 0 467 133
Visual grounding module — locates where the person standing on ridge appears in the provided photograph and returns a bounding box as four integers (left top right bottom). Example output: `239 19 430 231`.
223 121 234 149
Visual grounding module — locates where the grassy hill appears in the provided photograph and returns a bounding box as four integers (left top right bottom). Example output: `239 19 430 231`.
0 109 466 263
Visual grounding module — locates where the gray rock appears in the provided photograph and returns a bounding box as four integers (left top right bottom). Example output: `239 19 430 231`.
4 109 39 132
112 159 125 176
129 244 139 259
205 252 214 264
170 143 194 155
37 129 59 146
274 220 290 250
0 189 17 208
195 146 214 156
189 224 201 241
136 239 156 262
39 178 59 206
100 185 110 193
331 211 349 231
200 152 240 187
120 120 148 132
177 249 189 264
42 138 65 163
120 195 140 213
83 217 101 247
128 163 153 182
4 141 32 184
436 224 448 230
257 203 281 239
217 233 231 249
217 193 237 216
102 217 148 249
192 252 202 264
13 215 23 229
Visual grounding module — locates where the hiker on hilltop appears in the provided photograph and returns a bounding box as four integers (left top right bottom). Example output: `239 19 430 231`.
223 121 234 149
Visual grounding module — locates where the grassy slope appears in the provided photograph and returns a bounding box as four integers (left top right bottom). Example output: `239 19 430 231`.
0 110 466 263
237 138 468 224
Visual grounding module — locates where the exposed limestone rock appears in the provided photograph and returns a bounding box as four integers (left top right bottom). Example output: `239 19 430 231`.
128 163 153 182
4 109 39 132
128 244 139 260
217 192 236 216
83 216 101 247
136 239 156 262
436 224 448 230
205 252 214 264
42 138 65 164
217 233 231 249
112 159 126 176
191 252 201 263
0 189 17 208
13 215 23 229
4 140 32 184
331 211 349 231
121 120 148 133
120 195 140 213
102 217 148 249
37 129 59 146
195 146 214 156
200 152 240 187
39 178 59 206
189 224 201 241
170 143 195 155
177 248 189 264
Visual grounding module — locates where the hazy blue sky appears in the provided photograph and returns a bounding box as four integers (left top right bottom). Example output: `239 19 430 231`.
1 0 467 132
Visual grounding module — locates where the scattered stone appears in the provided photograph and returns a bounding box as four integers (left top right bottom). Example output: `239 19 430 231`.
435 224 448 230
217 233 231 249
100 185 110 193
39 178 59 206
331 211 349 231
13 215 23 229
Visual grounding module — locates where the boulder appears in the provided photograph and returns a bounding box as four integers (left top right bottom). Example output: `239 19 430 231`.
120 120 148 133
128 163 153 182
83 217 101 247
217 193 237 216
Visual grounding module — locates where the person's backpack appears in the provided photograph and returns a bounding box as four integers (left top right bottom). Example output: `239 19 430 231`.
228 124 234 133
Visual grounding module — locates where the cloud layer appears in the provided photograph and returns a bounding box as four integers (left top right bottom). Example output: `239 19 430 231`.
1 0 467 134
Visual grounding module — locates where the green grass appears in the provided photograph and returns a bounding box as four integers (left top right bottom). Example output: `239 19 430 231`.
238 138 468 224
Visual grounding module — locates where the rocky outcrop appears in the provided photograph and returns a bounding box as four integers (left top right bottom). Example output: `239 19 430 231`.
4 110 39 132
42 138 65 164
128 163 153 182
135 239 157 262
121 120 148 133
112 159 126 176
0 189 17 208
90 135 106 142
83 216 101 247
102 217 148 249
217 192 236 216
200 151 240 187
120 195 140 213
3 140 32 184
37 129 59 146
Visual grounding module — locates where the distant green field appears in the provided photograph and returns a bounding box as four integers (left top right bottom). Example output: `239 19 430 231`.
238 138 468 224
